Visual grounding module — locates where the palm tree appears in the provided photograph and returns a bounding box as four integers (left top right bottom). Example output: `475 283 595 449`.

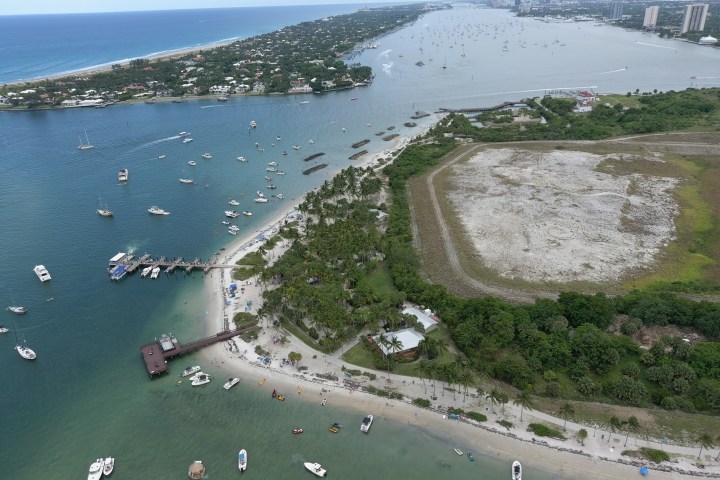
623 416 640 447
458 367 475 403
513 389 534 422
558 403 575 431
697 432 714 459
609 416 622 444
427 363 438 397
486 388 501 412
716 434 720 461
418 360 430 394
385 335 404 379
444 363 460 401
497 391 509 415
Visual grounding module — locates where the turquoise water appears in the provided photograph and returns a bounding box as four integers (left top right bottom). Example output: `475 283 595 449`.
3 6 720 479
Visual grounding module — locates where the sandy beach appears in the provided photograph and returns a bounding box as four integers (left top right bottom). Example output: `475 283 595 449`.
197 131 718 479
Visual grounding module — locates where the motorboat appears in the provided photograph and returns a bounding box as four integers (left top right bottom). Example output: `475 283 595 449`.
281 151 288 156
16 342 36 360
360 414 373 433
250 120 257 128
190 372 211 386
87 458 104 480
228 199 240 206
202 153 212 159
237 156 247 162
268 161 277 166
0 326 9 334
188 460 205 479
292 428 304 434
276 194 284 199
267 185 277 190
308 139 314 144
276 171 286 175
150 266 161 279
225 210 240 218
188 160 197 166
243 211 252 216
148 206 170 215
266 167 277 172
229 225 240 232
254 198 268 203
222 220 230 225
34 265 52 282
158 154 166 159
256 191 265 198
300 100 309 104
303 462 327 478
179 178 194 184
238 449 247 472
178 131 190 136
8 306 27 315
223 378 240 390
103 457 115 476
182 138 193 143
228 229 238 235
180 365 201 377
118 169 128 182
276 136 282 141
264 176 272 181
217 95 228 102
512 460 522 480
140 266 152 277
292 145 301 150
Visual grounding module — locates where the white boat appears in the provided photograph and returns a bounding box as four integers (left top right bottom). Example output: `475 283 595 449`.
188 460 205 480
300 100 309 104
96 195 113 217
268 161 277 166
180 365 201 377
16 342 36 360
292 145 301 150
0 326 8 334
308 139 314 144
78 130 94 150
178 131 190 136
148 206 170 215
229 225 240 232
281 151 288 156
256 191 266 198
190 372 211 386
188 160 197 166
267 185 277 190
237 156 247 162
360 414 373 433
179 178 194 184
150 266 161 279
34 265 51 282
225 210 240 218
118 169 128 182
276 171 286 175
266 167 277 172
103 457 115 476
453 448 463 455
303 462 327 478
228 229 238 235
512 461 522 480
182 138 193 143
250 120 257 128
223 378 240 390
254 198 268 203
243 211 252 216
276 194 284 199
228 199 240 206
202 153 212 159
8 306 27 315
238 449 247 472
88 458 104 480
276 136 282 141
158 154 166 159
140 266 153 277
217 95 228 102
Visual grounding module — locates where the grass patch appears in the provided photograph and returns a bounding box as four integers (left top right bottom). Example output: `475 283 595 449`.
232 311 257 329
232 266 258 281
238 327 261 342
413 398 431 407
528 423 566 440
467 411 487 422
236 251 265 267
364 263 396 294
280 318 333 355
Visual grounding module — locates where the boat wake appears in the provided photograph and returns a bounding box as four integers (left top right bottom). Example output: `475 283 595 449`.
635 41 675 50
135 135 184 149
379 49 392 58
382 62 394 74
590 67 627 75
201 104 231 109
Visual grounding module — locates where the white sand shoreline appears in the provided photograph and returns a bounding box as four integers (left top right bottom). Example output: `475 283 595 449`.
197 127 717 479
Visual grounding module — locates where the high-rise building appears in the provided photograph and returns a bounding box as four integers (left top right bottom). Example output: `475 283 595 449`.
681 3 709 33
610 1 623 21
643 6 659 28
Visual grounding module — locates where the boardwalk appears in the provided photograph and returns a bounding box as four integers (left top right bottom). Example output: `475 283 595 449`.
140 324 257 378
109 252 238 280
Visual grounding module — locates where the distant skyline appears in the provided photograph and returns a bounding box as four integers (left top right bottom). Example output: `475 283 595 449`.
0 0 397 16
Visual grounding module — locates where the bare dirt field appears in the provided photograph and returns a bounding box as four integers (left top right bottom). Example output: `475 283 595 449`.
410 134 720 300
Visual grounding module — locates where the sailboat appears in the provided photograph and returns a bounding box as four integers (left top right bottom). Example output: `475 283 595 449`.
11 318 36 360
96 195 113 217
78 130 94 150
7 290 27 315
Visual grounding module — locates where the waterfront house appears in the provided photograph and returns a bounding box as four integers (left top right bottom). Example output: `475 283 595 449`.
402 307 438 333
368 328 426 358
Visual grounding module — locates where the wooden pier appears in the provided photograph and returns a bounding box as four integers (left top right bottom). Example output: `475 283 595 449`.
140 324 257 378
108 252 238 280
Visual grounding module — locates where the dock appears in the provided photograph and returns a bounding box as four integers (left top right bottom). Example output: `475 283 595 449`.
107 252 238 281
438 100 524 114
140 325 257 378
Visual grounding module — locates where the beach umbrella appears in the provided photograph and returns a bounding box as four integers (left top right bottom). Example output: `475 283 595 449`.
640 466 649 476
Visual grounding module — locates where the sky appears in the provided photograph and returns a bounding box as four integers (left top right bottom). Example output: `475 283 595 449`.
0 0 392 16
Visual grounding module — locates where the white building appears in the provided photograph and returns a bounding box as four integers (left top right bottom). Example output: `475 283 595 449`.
681 3 709 34
371 328 426 356
402 307 438 332
643 6 659 28
699 35 718 45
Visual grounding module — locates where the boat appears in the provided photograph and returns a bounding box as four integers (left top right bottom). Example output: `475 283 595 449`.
8 306 27 315
256 191 266 198
103 457 115 476
223 377 240 390
328 427 339 433
202 153 212 159
276 171 286 175
254 197 268 203
109 264 127 281
190 372 211 386
96 195 113 217
300 100 309 104
158 154 166 159
188 160 197 166
512 460 522 480
217 95 228 102
0 326 8 334
150 266 161 279
140 266 152 278
308 139 314 144
243 211 252 216
228 199 240 206
148 206 170 215
78 130 94 150
118 169 128 182
360 414 373 433
16 342 36 360
182 138 193 143
281 151 288 156
264 176 272 181
225 210 240 218
276 194 284 199
321 398 327 406
268 161 277 166
178 131 190 136
453 448 463 456
415 60 424 66
331 422 343 429
237 156 247 162
292 145 301 150
292 428 304 434
468 452 476 462
266 167 277 172
349 96 357 101
88 458 104 480
34 265 51 282
228 225 240 232
179 178 194 184
238 449 247 472
188 460 205 479
180 365 201 377
267 185 277 190
250 120 257 128
303 462 327 478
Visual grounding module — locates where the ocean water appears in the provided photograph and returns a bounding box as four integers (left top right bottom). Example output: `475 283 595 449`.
2 5 720 479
